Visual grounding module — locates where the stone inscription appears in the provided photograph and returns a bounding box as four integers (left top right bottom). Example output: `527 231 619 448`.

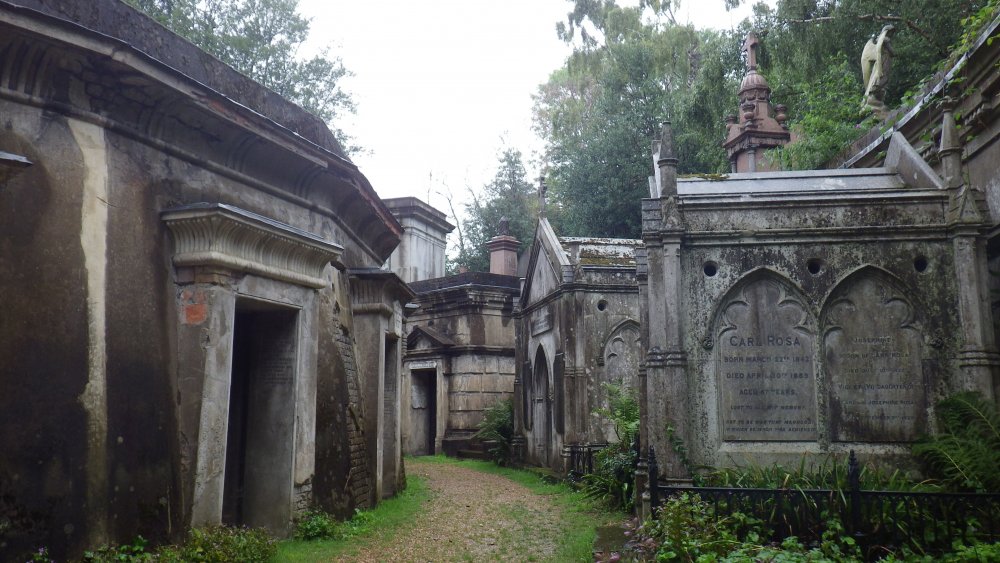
824 276 925 442
258 329 296 386
717 278 817 441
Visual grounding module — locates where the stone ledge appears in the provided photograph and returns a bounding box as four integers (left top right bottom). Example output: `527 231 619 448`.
162 203 343 289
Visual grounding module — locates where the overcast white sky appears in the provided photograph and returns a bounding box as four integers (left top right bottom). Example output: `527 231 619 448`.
298 0 758 222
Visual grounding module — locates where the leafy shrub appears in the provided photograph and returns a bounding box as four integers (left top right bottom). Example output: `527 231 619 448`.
581 382 639 511
914 391 1000 492
631 492 748 561
295 509 338 540
293 507 377 542
474 398 514 465
157 526 275 563
83 536 153 562
704 455 934 492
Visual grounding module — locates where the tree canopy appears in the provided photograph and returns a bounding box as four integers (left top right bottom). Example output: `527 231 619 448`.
452 148 538 274
532 0 992 238
126 0 358 153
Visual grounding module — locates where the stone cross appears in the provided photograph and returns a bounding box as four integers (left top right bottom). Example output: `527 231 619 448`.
743 32 759 70
537 175 547 217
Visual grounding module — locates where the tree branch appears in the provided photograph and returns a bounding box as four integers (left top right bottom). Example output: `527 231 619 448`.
782 14 944 56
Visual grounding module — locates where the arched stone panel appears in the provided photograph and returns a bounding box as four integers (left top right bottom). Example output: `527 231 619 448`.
713 271 817 441
602 319 642 392
822 267 927 442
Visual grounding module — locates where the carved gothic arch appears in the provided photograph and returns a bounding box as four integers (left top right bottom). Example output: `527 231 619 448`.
709 267 815 349
598 319 641 366
819 265 922 329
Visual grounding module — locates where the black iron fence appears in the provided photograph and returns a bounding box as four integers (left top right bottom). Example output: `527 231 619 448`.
566 442 608 480
647 448 1000 557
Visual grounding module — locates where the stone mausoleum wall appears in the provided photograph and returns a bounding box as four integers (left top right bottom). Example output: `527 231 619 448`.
639 119 998 501
0 1 403 559
514 219 642 471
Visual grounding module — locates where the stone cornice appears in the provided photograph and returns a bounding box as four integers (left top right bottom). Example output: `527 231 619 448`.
162 203 343 289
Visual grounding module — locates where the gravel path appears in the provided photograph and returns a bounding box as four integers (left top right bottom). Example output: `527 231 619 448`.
342 458 571 562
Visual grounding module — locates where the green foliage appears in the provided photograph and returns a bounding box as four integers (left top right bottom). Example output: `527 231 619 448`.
157 526 276 563
536 6 736 237
913 391 1000 491
83 536 153 562
124 0 358 153
473 398 515 465
632 492 749 561
595 381 639 442
292 508 377 542
943 540 1000 562
278 476 430 561
769 60 877 169
704 455 934 492
581 382 639 511
27 547 54 562
294 509 339 541
719 530 861 562
454 148 536 272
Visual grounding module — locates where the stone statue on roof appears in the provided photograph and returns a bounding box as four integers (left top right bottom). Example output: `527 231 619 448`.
861 24 897 118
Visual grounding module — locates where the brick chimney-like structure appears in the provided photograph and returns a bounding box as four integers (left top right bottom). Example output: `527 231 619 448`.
486 217 519 276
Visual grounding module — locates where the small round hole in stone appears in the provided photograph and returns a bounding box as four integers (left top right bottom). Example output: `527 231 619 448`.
914 256 929 273
703 261 718 277
597 300 608 311
807 258 823 275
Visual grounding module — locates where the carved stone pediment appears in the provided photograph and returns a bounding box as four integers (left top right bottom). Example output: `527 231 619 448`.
162 203 343 288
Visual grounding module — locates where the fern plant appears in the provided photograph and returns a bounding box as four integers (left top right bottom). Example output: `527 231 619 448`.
474 398 513 466
913 391 1000 491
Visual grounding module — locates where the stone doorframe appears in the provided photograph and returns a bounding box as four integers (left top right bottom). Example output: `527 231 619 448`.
163 203 343 536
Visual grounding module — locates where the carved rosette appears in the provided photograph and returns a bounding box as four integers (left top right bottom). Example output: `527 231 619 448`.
162 203 343 289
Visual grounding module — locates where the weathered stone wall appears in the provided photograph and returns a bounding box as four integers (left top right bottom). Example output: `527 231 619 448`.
402 273 519 456
0 2 400 558
516 225 642 470
447 355 516 431
640 155 989 483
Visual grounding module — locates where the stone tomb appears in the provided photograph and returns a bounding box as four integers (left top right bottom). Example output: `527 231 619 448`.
638 123 988 480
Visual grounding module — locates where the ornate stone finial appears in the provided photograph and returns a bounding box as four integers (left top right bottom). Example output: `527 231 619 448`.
861 24 897 118
499 216 510 236
724 32 789 172
657 121 678 197
657 121 676 163
537 175 547 218
742 32 760 70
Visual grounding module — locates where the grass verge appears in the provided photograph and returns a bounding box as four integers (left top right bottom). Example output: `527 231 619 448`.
275 474 430 562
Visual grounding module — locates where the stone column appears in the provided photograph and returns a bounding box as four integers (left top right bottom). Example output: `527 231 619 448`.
941 102 1000 399
644 122 689 481
348 271 414 501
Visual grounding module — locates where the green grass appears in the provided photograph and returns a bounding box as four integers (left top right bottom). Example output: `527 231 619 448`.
276 455 620 562
275 475 431 562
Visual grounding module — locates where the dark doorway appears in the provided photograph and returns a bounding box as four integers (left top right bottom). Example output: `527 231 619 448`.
222 299 298 533
410 369 436 455
531 347 551 466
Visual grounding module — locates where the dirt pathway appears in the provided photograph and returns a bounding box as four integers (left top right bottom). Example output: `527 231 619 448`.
340 458 574 562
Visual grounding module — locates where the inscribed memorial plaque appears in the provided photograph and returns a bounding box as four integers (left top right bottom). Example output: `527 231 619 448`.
717 277 817 441
824 275 926 442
